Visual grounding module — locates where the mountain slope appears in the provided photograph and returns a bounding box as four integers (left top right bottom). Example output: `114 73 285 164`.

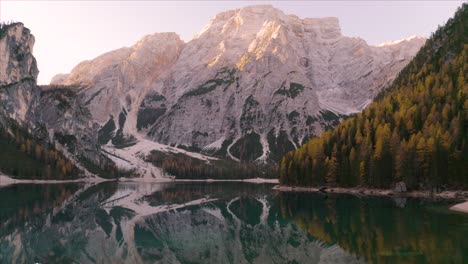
52 5 425 163
279 3 467 189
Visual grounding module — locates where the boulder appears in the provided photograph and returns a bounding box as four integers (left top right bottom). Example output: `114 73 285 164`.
394 181 407 193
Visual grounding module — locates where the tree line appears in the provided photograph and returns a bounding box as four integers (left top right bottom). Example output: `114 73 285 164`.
146 150 277 180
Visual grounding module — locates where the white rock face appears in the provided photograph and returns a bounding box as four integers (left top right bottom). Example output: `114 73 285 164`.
52 5 425 161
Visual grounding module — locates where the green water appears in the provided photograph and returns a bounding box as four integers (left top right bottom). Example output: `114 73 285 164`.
0 182 466 263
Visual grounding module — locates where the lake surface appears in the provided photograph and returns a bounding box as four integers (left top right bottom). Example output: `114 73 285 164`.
0 182 466 264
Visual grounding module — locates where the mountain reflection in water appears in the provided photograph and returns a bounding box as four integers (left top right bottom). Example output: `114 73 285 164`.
0 182 466 264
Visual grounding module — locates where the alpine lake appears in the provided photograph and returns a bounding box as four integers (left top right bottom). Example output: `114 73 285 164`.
0 181 466 263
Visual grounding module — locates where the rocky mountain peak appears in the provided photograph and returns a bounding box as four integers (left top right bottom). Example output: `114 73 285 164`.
194 5 342 41
132 32 184 54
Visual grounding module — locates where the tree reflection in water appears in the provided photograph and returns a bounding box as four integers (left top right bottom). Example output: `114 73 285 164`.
279 192 468 264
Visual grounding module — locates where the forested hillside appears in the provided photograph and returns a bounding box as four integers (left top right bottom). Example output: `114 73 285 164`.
0 121 81 180
279 4 467 190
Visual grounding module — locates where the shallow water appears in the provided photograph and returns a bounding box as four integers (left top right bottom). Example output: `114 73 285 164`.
0 182 466 263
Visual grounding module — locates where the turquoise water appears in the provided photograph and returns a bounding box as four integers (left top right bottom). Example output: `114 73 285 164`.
0 182 466 263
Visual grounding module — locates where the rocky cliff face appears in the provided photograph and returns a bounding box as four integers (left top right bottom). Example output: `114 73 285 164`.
0 23 39 126
53 5 425 162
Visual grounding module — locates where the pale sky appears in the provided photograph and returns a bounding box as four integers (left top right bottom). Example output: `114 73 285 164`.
1 1 464 85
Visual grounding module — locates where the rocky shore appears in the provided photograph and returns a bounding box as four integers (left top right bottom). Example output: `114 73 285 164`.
273 185 468 200
273 185 468 214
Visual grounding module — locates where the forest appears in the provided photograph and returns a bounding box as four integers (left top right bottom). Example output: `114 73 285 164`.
0 122 80 180
146 150 277 180
279 4 467 190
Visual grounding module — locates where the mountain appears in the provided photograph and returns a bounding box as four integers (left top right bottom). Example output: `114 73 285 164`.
279 4 467 190
0 5 425 180
51 5 424 163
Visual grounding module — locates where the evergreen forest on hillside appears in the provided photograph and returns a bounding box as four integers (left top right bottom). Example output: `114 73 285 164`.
279 4 467 190
0 122 80 180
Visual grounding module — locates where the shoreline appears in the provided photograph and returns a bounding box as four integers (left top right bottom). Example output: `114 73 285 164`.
2 174 466 213
119 177 279 184
0 174 112 187
0 174 279 187
273 185 468 214
0 175 86 187
273 185 468 200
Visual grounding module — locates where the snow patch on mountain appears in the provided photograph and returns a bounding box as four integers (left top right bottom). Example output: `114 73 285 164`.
102 136 217 178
